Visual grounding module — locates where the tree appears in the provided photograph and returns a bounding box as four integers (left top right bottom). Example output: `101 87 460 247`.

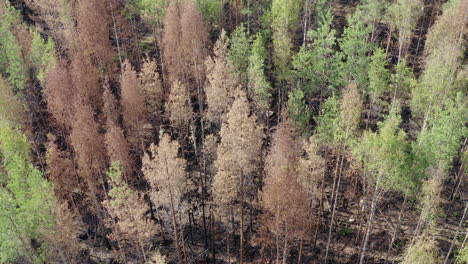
165 80 193 130
339 82 363 140
247 32 272 114
143 134 188 264
44 60 76 130
314 94 340 144
0 119 56 263
260 120 315 263
204 30 240 123
411 0 467 122
0 76 23 126
74 0 114 68
401 233 442 264
105 120 134 181
353 103 413 264
121 60 150 150
103 162 156 262
385 0 423 63
229 24 251 84
140 57 164 119
389 59 416 100
212 88 263 263
292 9 341 96
0 1 27 91
181 0 208 83
70 52 103 111
368 48 390 102
30 30 55 85
162 0 183 84
70 100 107 205
287 88 310 135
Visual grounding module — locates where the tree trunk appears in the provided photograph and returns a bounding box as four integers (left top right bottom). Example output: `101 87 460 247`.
297 239 303 264
384 196 407 264
444 201 468 264
358 178 381 264
240 170 245 264
169 189 184 263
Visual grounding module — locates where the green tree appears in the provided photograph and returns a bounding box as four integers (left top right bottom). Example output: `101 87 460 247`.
314 94 340 144
287 88 310 135
0 120 55 263
0 1 27 91
389 59 416 100
229 23 251 83
30 30 56 86
401 233 442 264
292 9 341 96
368 48 390 102
247 32 272 114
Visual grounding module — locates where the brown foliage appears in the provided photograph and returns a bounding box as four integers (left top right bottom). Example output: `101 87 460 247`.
44 60 75 130
120 60 150 149
205 30 240 123
46 135 80 201
140 57 164 118
102 78 120 125
180 0 208 81
45 202 83 264
70 100 107 198
339 81 363 138
105 120 134 181
0 76 24 126
259 121 315 259
74 0 114 67
165 80 193 130
162 0 183 84
70 52 103 111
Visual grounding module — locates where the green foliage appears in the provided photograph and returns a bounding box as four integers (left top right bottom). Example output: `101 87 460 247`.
368 48 390 101
0 1 27 91
197 0 223 24
0 120 55 263
287 88 310 134
107 162 134 208
390 59 416 99
457 243 468 263
270 0 302 31
339 13 373 88
127 0 167 27
356 0 388 24
292 10 341 96
401 234 442 264
30 30 56 86
412 93 467 176
248 32 272 112
315 94 340 144
354 103 414 195
229 24 251 83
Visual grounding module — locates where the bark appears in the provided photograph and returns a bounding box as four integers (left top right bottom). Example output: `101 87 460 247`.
384 196 407 264
443 201 468 264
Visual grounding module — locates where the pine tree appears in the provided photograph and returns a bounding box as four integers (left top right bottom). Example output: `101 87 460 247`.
165 80 193 130
247 32 272 114
229 24 251 84
103 162 156 262
30 30 56 86
140 57 164 119
287 88 310 134
70 52 103 111
0 76 23 126
260 120 315 263
368 48 390 102
292 9 341 96
0 1 27 91
204 30 240 123
121 60 150 150
162 0 183 84
105 120 134 181
212 88 263 263
143 134 188 264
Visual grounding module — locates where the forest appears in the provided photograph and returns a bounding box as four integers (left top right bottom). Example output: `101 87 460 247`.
0 0 466 263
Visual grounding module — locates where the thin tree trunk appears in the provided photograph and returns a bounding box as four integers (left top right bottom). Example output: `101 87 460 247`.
240 170 245 264
444 201 468 264
282 224 289 264
169 188 184 263
139 238 147 263
384 196 407 264
297 239 303 264
359 177 381 264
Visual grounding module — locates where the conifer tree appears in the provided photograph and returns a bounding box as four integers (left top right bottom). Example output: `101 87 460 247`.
204 30 240 123
105 120 134 181
368 48 390 102
411 0 466 122
143 134 188 264
247 32 272 114
104 162 156 262
0 76 23 126
212 88 263 263
45 60 75 130
0 1 27 91
229 24 251 84
260 120 314 263
162 0 183 84
287 88 310 134
181 0 208 83
30 30 55 85
385 0 423 63
292 9 341 96
140 57 164 118
121 60 150 150
165 80 193 131
70 52 103 111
